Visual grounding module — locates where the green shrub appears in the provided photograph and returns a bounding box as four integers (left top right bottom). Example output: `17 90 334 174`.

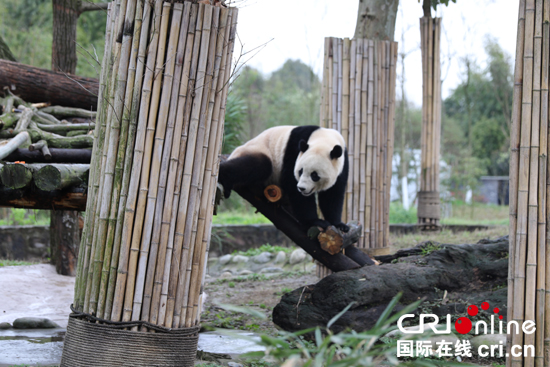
389 202 417 224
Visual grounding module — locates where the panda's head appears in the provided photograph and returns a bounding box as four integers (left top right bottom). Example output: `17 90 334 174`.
294 128 345 196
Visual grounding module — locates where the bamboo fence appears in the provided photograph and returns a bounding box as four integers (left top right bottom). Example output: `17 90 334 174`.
73 0 237 334
508 0 550 366
417 17 441 229
318 37 397 278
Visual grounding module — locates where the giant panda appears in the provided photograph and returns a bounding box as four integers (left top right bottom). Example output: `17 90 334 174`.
218 125 349 232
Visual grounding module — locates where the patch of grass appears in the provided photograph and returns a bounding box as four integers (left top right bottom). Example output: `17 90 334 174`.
389 226 507 252
0 260 37 267
420 242 441 256
0 208 50 226
212 211 271 225
442 201 509 226
228 282 235 288
389 202 417 224
232 243 293 257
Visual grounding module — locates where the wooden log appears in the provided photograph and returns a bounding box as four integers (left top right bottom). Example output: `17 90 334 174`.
264 184 282 202
33 164 89 191
0 186 86 210
0 163 33 189
36 123 95 134
310 221 365 256
3 148 91 163
0 59 98 110
233 184 362 272
0 124 93 148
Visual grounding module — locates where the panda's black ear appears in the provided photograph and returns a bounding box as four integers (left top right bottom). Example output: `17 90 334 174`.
299 140 309 153
330 145 343 160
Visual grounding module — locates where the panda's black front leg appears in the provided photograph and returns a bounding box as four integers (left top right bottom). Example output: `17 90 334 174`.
318 154 349 233
287 189 330 229
218 154 273 198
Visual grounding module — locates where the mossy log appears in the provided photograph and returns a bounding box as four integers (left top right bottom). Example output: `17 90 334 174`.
0 163 33 189
0 112 19 129
35 123 95 134
34 163 89 191
3 148 91 163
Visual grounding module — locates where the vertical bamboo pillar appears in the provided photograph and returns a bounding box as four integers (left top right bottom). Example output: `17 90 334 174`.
508 0 550 366
64 1 238 365
317 37 397 277
417 17 441 230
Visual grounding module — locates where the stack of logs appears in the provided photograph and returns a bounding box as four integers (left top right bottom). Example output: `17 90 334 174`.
0 94 94 210
319 37 397 274
73 0 238 334
417 17 442 230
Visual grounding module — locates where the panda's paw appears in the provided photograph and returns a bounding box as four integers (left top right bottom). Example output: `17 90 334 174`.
334 222 350 233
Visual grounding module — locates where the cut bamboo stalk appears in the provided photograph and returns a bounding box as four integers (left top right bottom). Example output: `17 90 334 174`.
342 38 350 220
508 0 526 361
512 1 535 364
359 38 367 249
168 3 207 328
332 38 338 131
337 38 343 132
75 3 113 311
348 39 356 225
96 0 145 320
134 2 184 326
327 38 333 131
159 3 202 328
110 0 160 322
126 1 172 324
149 1 193 327
177 4 214 328
111 0 164 322
162 3 204 329
86 0 138 316
365 40 374 249
103 0 152 321
320 38 329 128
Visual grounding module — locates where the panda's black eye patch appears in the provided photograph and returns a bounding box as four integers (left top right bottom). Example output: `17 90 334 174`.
299 168 303 176
311 171 320 182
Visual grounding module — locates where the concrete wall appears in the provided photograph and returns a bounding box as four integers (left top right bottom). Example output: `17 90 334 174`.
0 226 50 261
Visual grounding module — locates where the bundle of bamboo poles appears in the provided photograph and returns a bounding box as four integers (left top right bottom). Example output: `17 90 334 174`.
508 0 549 366
318 37 397 277
417 17 441 230
72 0 237 332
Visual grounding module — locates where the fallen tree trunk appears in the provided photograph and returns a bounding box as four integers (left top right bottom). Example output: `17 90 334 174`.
0 186 86 210
0 59 98 110
273 236 509 333
0 122 93 148
3 148 91 163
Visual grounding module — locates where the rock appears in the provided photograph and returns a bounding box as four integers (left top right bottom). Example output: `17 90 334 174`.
273 237 510 333
274 251 287 264
470 334 507 354
0 322 12 329
232 255 249 264
253 252 272 264
289 249 307 265
227 362 244 367
13 317 60 329
259 267 283 274
238 270 253 275
220 271 233 278
219 254 232 265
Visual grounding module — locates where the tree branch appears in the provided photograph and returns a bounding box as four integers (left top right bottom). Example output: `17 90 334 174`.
80 1 110 13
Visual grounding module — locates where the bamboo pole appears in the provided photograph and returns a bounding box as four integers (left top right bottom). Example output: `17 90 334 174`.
162 3 204 328
337 38 343 132
512 1 535 365
365 40 374 249
75 2 113 311
342 38 350 220
508 0 526 362
332 38 338 131
148 1 194 327
168 3 207 328
348 39 356 225
134 2 184 326
320 38 330 128
126 2 172 324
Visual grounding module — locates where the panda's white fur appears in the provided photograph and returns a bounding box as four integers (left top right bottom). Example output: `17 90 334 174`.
219 125 349 231
228 125 293 184
294 128 345 196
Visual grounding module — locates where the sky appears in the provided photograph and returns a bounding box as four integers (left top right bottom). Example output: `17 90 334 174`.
232 0 519 107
